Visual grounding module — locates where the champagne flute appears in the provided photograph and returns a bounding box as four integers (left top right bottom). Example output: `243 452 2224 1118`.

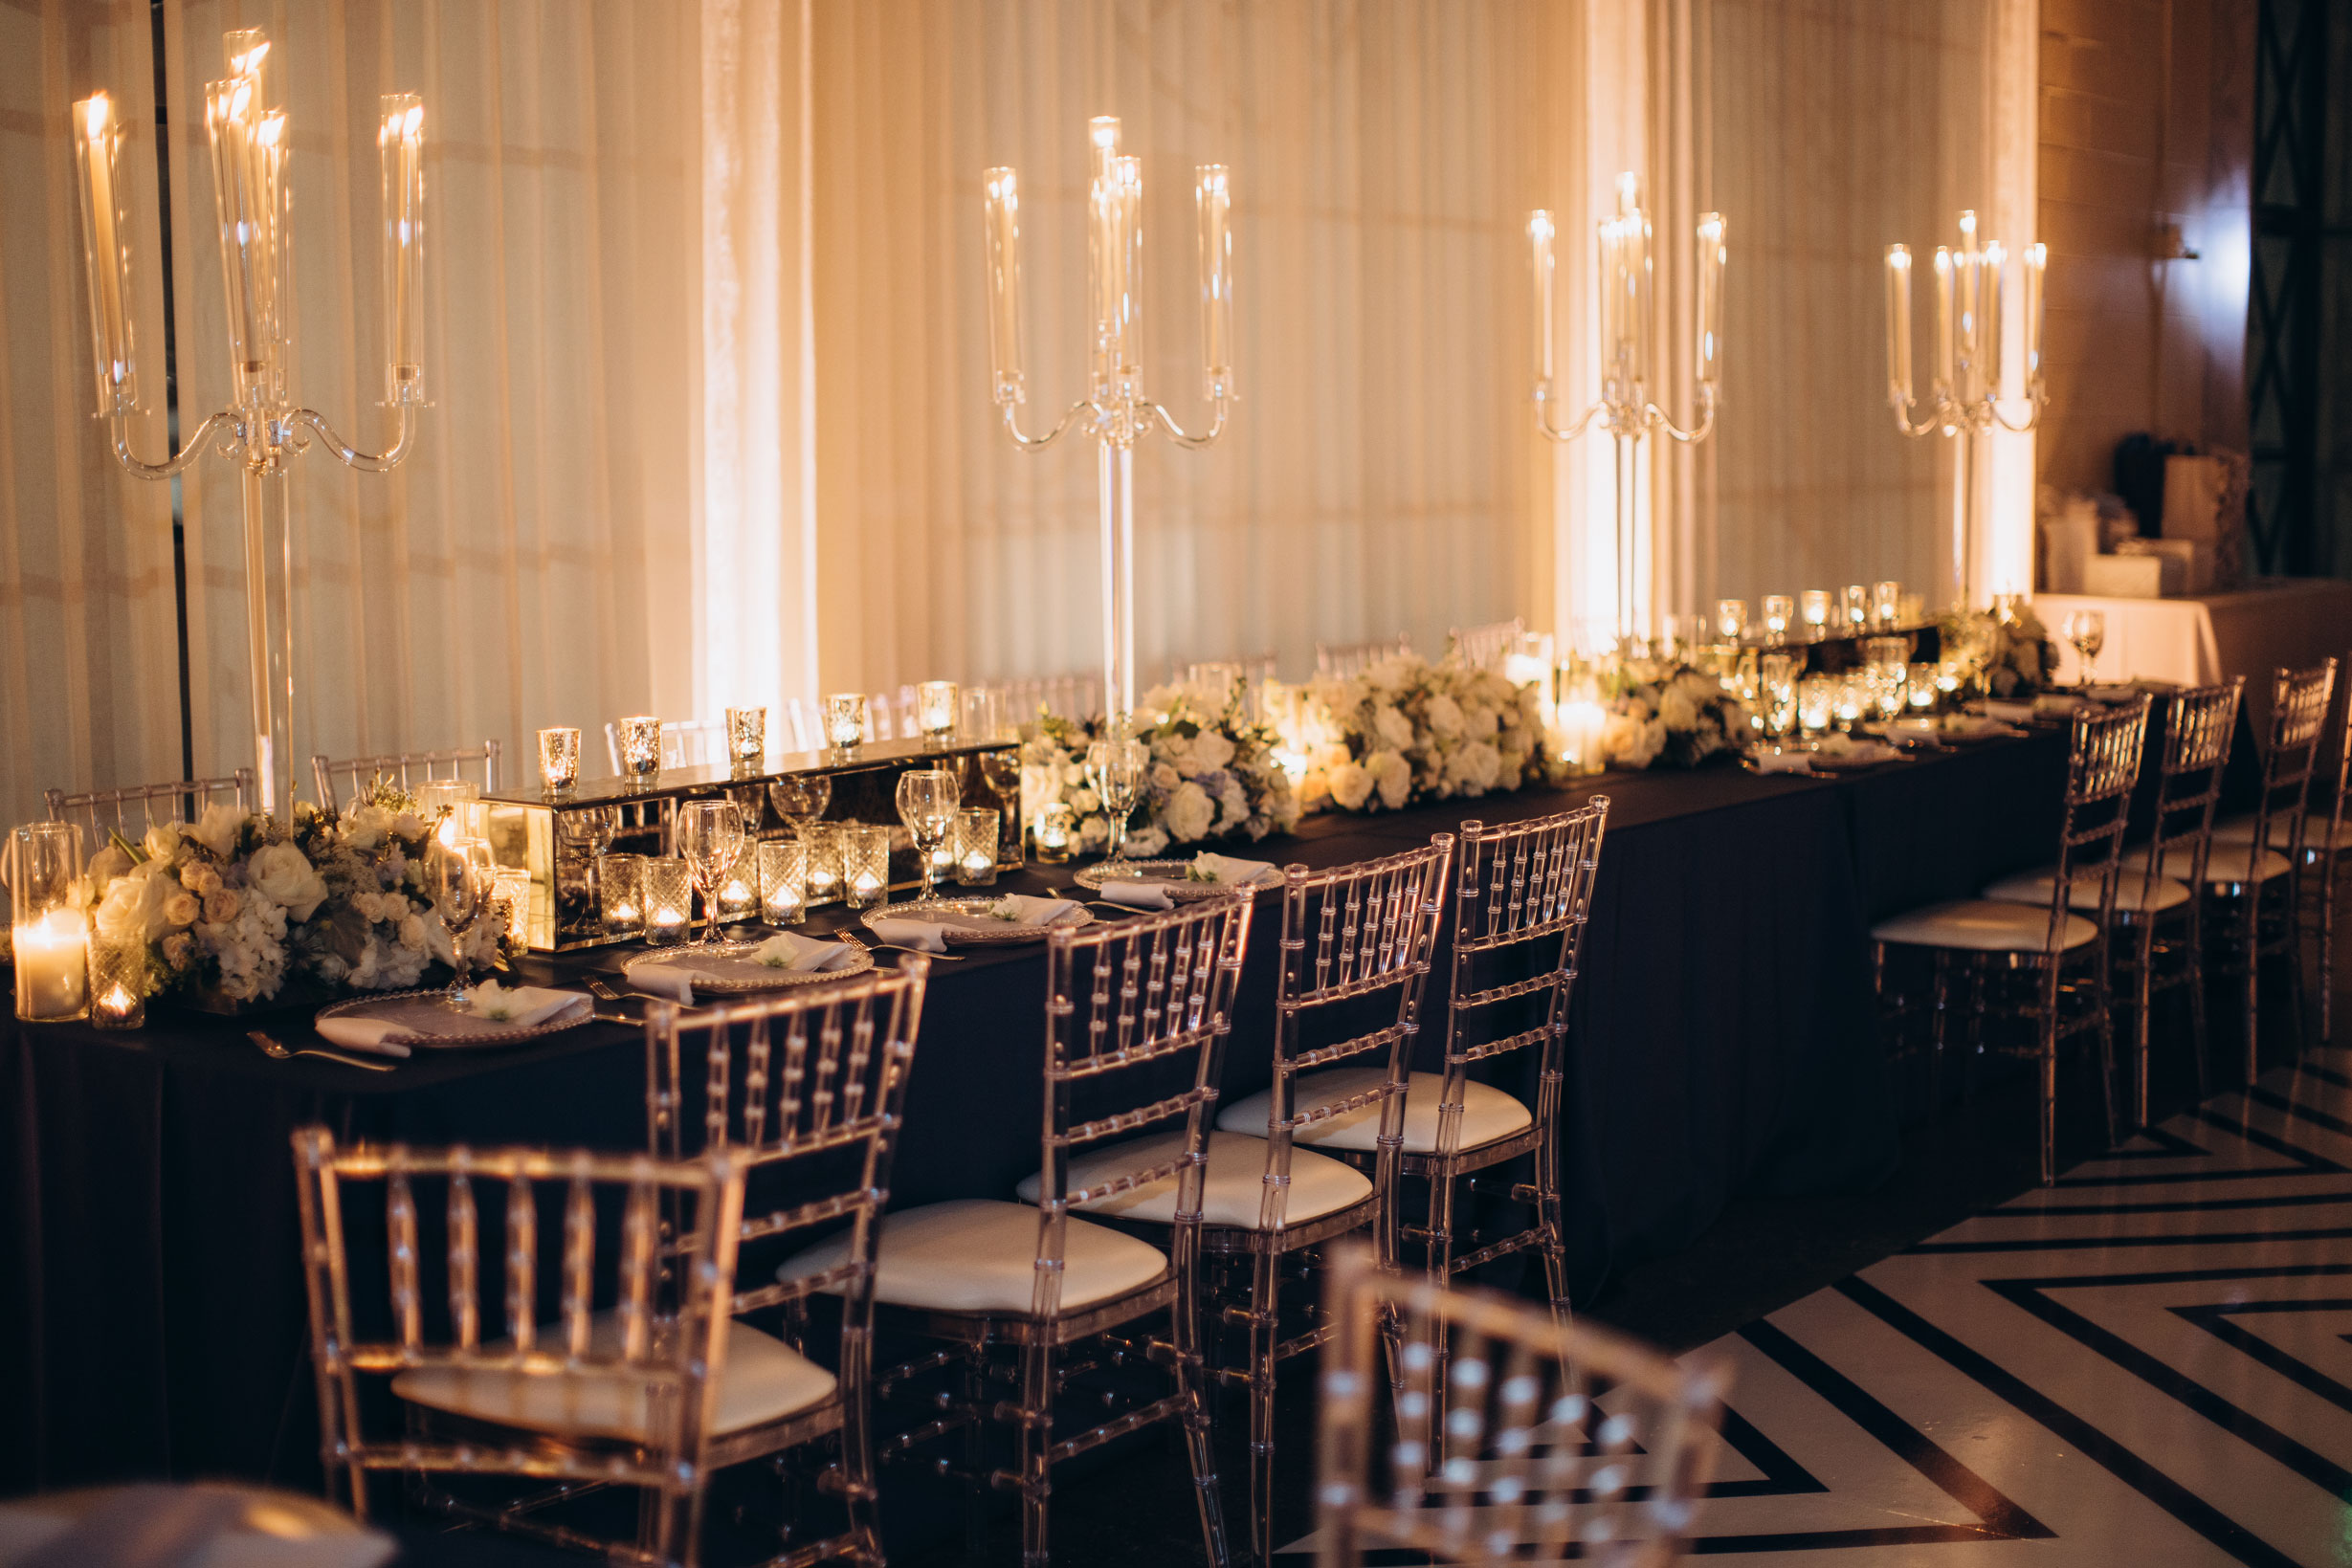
677 800 745 945
895 769 962 895
2063 609 2105 690
428 836 495 1009
1085 738 1149 861
766 774 832 842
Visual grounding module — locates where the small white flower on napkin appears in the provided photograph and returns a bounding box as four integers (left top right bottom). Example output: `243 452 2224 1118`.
1185 851 1274 886
752 932 857 971
466 980 590 1027
986 894 1088 927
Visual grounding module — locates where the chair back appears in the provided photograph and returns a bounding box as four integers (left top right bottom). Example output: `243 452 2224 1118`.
1447 618 1525 672
644 963 929 1318
1317 635 1413 681
601 718 726 775
974 672 1104 728
310 743 499 812
2248 659 2340 881
1032 896 1254 1318
2131 681 2242 912
290 1128 747 1547
2319 655 2352 867
780 696 819 753
1253 840 1453 1235
46 772 254 841
1314 1244 1725 1568
1437 800 1609 1161
2042 695 2152 949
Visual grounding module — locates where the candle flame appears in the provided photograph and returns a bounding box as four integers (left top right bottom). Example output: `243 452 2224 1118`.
1614 170 1640 214
1984 240 2006 268
986 166 1017 202
232 39 270 77
82 95 111 140
257 112 285 148
1089 116 1120 149
1933 246 1952 277
1528 210 1554 243
1887 243 1911 269
2025 241 2046 268
1198 164 1227 195
104 985 133 1010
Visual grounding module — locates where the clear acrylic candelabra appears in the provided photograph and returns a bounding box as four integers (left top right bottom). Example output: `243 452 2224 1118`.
73 29 427 817
1883 210 2047 609
983 117 1233 727
1528 174 1725 653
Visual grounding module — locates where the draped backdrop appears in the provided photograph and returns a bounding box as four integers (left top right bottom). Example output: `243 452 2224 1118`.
0 0 2037 830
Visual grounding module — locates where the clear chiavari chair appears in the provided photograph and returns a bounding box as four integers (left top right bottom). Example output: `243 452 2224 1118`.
779 696 819 754
777 896 1254 1568
1312 1244 1726 1568
1984 680 2242 1123
310 741 501 812
1446 618 1525 673
45 770 254 842
290 1130 757 1567
2148 659 2337 1083
641 963 930 1567
603 718 728 775
1875 696 2151 1183
1316 635 1414 681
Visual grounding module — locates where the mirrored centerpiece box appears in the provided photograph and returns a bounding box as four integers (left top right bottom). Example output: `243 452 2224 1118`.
477 735 1022 952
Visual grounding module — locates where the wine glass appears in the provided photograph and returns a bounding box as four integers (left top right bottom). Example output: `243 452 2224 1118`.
2063 609 2105 689
427 836 495 1009
895 769 962 895
555 804 619 920
676 800 745 945
767 774 832 842
1085 738 1149 860
978 748 1023 850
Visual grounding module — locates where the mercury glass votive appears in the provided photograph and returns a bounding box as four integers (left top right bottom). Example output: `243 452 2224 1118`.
1762 595 1793 647
843 825 890 911
917 681 959 745
537 727 581 795
954 807 1001 887
726 707 767 768
1798 675 1834 736
1841 585 1868 633
1799 590 1831 642
824 693 868 750
599 852 646 937
718 843 760 921
641 857 693 946
757 839 808 925
1907 663 1940 711
1873 581 1902 629
1033 802 1076 864
619 716 663 780
86 931 145 1030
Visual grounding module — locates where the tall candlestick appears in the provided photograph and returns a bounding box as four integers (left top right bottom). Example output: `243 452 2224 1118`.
380 94 427 405
1528 210 1557 387
1696 212 1725 385
984 166 1023 403
1196 165 1232 397
2023 241 2046 380
1932 247 1954 390
72 94 136 415
1955 210 1980 398
1884 245 1913 403
1113 154 1143 391
1088 117 1121 401
1980 240 2005 393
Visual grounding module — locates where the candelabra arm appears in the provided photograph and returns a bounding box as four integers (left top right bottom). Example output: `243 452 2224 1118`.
1988 384 2047 434
1642 383 1718 445
1534 391 1608 445
1887 391 1946 439
1001 397 1094 451
1142 396 1227 449
108 409 239 480
291 405 419 474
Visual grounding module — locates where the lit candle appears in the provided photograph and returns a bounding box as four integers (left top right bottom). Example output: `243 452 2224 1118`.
1931 247 1954 390
13 911 90 1021
73 94 134 414
1955 210 1980 398
1884 244 1912 402
2022 241 2046 382
983 166 1023 404
1980 239 2005 394
1197 165 1232 397
379 94 427 404
1113 154 1143 387
917 680 959 741
1528 210 1557 389
1088 117 1121 400
1696 211 1725 386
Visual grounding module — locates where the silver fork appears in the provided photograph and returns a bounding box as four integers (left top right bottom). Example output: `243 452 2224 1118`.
836 928 965 962
249 1030 398 1072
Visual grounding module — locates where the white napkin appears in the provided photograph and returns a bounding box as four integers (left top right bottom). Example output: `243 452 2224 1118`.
1815 736 1904 764
1188 851 1274 886
867 917 949 952
1746 748 1813 775
312 1016 418 1055
750 932 859 971
985 894 1089 928
622 960 708 1003
1982 699 2036 723
1098 881 1176 911
466 981 591 1028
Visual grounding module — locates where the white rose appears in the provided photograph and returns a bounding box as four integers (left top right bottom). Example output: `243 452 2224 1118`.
96 863 175 945
1659 688 1700 732
247 842 329 921
1373 704 1415 751
1462 741 1501 792
1149 762 1182 792
352 892 386 923
1124 826 1170 858
1425 695 1464 740
399 914 429 951
1162 781 1217 843
1071 787 1101 817
380 893 410 921
1368 750 1413 810
164 890 201 928
1329 762 1374 811
143 823 182 862
186 802 243 859
1462 702 1500 739
1188 731 1235 772
86 845 134 889
341 804 394 852
1365 655 1415 694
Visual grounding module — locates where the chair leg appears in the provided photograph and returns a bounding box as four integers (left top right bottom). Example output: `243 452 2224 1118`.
2133 925 2156 1128
961 1351 987 1556
1017 1338 1054 1568
2323 864 2339 1044
1534 1078 1572 1324
2039 991 2060 1187
2244 906 2262 1088
2187 904 2211 1101
1171 1226 1231 1568
1928 949 1954 1110
1248 1248 1282 1568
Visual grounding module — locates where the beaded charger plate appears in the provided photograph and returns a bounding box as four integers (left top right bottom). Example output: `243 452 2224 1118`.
861 898 1095 944
314 988 594 1049
628 939 875 992
1074 859 1282 902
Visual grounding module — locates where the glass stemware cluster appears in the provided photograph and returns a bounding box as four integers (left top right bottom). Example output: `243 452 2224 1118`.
677 800 746 945
425 834 496 1008
1085 736 1149 859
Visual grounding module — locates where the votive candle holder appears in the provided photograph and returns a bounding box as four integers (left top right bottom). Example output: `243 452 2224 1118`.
1762 594 1793 646
954 807 1001 887
599 852 646 937
1760 652 1798 739
87 931 145 1030
917 681 959 745
824 694 868 750
1715 599 1747 645
619 716 663 780
1907 663 1940 711
718 843 760 921
1033 802 1075 864
726 707 766 767
1797 675 1834 736
843 826 891 911
537 727 581 795
1873 580 1902 628
1842 585 1868 632
1800 590 1831 641
803 824 844 903
641 857 694 945
757 839 807 925
492 869 532 957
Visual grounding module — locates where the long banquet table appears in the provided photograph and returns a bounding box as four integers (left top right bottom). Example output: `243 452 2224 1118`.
0 731 2070 1496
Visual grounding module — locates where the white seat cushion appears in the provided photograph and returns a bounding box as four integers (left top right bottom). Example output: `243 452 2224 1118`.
1013 1130 1372 1230
1982 866 2191 915
1216 1068 1534 1156
1870 899 2098 953
2117 842 2293 887
2210 813 2352 851
391 1311 832 1444
774 1199 1168 1316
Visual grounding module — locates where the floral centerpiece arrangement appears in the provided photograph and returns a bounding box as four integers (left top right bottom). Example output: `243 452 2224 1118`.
1019 678 1302 858
1292 653 1564 814
1597 660 1752 770
1941 603 2060 696
84 777 504 1008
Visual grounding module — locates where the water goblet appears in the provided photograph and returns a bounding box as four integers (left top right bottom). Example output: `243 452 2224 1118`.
676 800 745 945
1085 738 1149 860
427 835 495 1009
767 773 832 842
1760 652 1798 738
2063 609 2106 688
895 769 963 894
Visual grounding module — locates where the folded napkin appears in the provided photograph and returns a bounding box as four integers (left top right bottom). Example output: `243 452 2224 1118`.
984 894 1089 928
1982 699 2037 723
1746 748 1813 775
750 932 860 971
466 981 591 1028
1098 881 1176 911
866 917 949 952
312 1016 418 1055
623 959 712 1003
1187 851 1274 887
1813 735 1905 765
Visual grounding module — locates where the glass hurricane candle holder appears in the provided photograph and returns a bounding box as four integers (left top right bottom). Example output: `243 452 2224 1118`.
1762 595 1793 646
718 842 759 921
641 857 693 945
1798 675 1834 737
1907 663 1940 711
802 823 844 903
757 839 807 925
843 825 890 911
599 852 646 937
1873 581 1901 629
1033 802 1075 864
1715 599 1748 645
1800 590 1831 641
917 681 959 745
1842 585 1868 632
619 716 663 780
87 930 144 1029
954 807 1001 887
726 707 766 768
824 693 868 750
11 822 88 1022
537 727 581 795
1760 652 1798 739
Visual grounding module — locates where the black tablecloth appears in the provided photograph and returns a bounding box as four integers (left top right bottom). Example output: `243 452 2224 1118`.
0 732 2069 1495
